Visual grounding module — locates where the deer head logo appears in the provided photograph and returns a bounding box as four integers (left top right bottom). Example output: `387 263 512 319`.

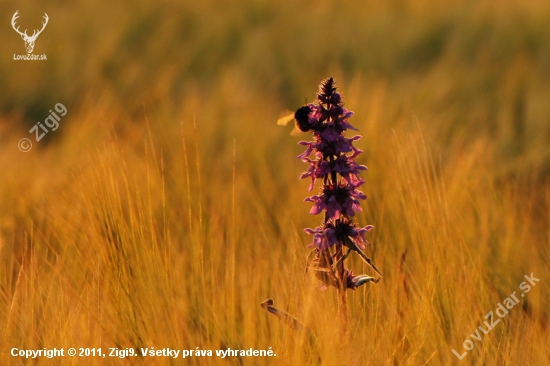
11 11 49 54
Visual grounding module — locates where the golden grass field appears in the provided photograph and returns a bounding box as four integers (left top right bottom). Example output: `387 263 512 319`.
1 0 549 364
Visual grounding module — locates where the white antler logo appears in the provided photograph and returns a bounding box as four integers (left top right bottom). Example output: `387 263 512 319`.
11 11 49 54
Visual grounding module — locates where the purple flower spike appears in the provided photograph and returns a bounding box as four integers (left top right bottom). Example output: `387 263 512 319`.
305 183 366 219
296 78 381 291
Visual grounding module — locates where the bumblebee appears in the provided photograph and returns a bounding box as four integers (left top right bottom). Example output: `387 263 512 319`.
277 105 312 135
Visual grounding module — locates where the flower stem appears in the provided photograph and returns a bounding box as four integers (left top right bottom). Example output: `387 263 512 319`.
335 244 348 334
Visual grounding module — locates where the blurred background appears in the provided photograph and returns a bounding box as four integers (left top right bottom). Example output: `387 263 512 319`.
1 0 549 364
2 0 550 174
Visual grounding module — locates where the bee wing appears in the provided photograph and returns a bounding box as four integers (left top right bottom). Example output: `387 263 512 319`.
290 126 304 136
277 109 295 126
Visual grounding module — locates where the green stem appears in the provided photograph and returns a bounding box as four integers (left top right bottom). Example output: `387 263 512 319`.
335 244 348 335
